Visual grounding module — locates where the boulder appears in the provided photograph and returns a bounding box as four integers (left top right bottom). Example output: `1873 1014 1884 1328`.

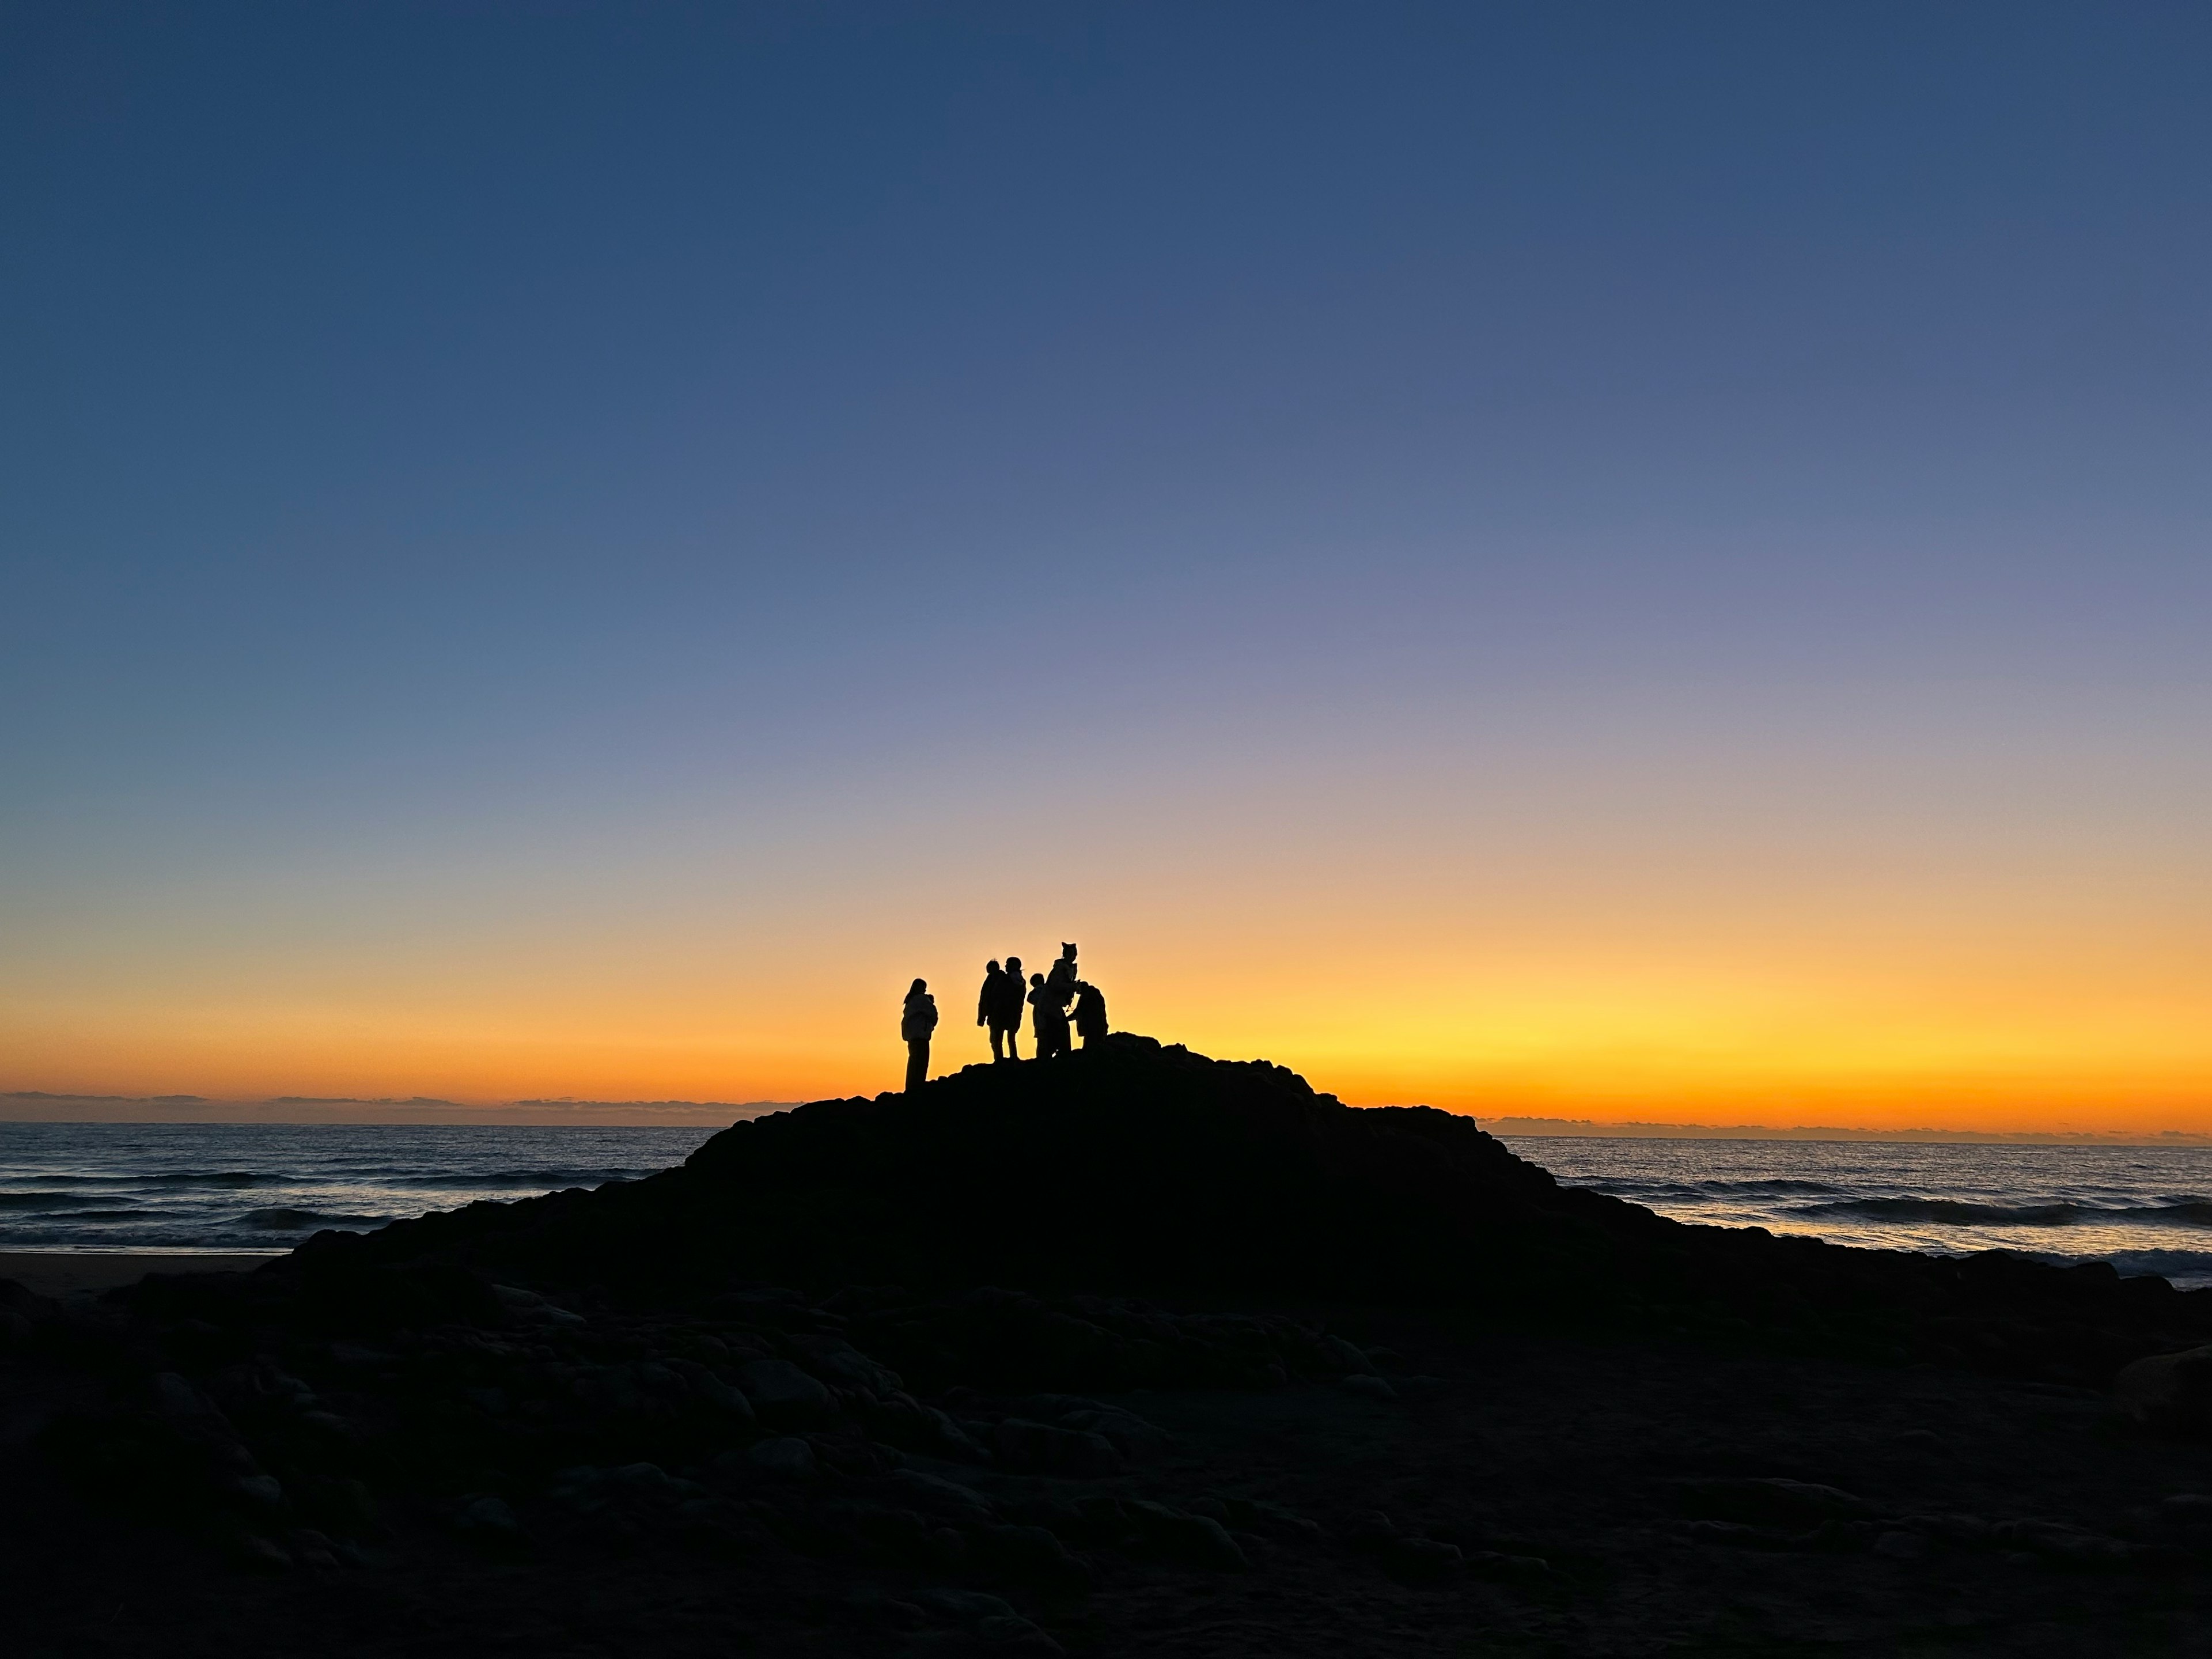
978 1522 1093 1592
1017 1395 1171 1459
2115 1344 2212 1432
863 1391 986 1459
793 1333 903 1396
1384 1536 1463 1582
991 1417 1122 1478
887 1468 997 1526
745 1436 817 1479
1127 1500 1249 1570
738 1358 836 1426
1672 1476 1872 1527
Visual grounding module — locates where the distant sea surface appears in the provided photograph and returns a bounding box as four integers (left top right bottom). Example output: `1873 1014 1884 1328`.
10 1122 2212 1290
1506 1136 2212 1289
0 1122 718 1253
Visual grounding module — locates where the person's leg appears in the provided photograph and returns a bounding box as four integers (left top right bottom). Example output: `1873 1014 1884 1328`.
988 1026 1005 1062
906 1039 928 1092
1008 1025 1022 1060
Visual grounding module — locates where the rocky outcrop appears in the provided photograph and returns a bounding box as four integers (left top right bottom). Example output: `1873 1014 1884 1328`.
299 1035 2212 1387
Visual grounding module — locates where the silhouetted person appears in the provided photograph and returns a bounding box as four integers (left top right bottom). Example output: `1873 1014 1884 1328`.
978 961 1006 1060
984 958 1031 1062
990 954 1026 1060
1073 979 1108 1048
1046 942 1079 1009
1028 971 1071 1059
902 978 938 1092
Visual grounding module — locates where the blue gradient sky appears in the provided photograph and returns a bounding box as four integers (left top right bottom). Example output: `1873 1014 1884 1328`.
5 3 2209 1122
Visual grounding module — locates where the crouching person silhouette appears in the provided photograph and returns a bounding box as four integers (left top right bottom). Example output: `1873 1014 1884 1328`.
902 978 938 1092
1073 979 1108 1049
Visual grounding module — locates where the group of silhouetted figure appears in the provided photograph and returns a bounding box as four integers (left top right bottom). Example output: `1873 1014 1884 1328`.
898 941 1108 1092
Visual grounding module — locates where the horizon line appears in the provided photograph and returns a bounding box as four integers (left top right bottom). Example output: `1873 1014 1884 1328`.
5 1088 2212 1145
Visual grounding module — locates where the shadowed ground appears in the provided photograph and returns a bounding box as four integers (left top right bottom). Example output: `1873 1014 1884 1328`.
10 1039 2212 1656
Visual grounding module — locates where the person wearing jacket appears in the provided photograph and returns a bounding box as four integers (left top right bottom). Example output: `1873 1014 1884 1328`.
902 978 938 1092
994 956 1025 1058
1045 943 1079 1010
980 957 1024 1062
977 960 1006 1061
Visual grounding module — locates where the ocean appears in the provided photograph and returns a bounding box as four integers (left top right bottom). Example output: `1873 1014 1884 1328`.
6 1121 2212 1290
1506 1135 2212 1289
0 1122 718 1255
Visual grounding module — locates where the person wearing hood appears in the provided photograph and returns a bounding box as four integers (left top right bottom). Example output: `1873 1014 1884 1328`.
902 978 938 1092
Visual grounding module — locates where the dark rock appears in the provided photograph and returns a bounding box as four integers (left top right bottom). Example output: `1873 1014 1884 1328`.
991 1417 1121 1478
1343 1509 1399 1549
1016 1395 1171 1458
863 1391 986 1459
2115 1344 2212 1432
1127 1500 1250 1570
887 1469 997 1526
745 1436 817 1479
1990 1519 2142 1566
230 1532 294 1573
737 1358 836 1426
792 1333 903 1396
978 1522 1094 1590
914 1588 1020 1623
977 1614 1065 1654
1874 1528 1933 1560
1676 1518 1793 1548
302 1041 2212 1395
455 1495 521 1536
232 1474 286 1513
1671 1476 1873 1527
1383 1536 1462 1581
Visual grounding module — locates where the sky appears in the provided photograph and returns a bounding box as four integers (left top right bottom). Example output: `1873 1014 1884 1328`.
3 2 2209 1130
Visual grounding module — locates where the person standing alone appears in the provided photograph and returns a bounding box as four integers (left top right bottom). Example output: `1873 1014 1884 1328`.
902 978 938 1092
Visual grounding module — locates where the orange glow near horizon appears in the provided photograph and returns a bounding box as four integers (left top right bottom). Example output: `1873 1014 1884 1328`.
7 920 2209 1131
7 692 2207 1132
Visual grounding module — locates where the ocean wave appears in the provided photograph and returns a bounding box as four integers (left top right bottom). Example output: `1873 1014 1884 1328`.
236 1207 392 1231
1787 1196 2212 1229
0 1191 122 1210
39 1207 192 1221
384 1169 656 1190
1593 1177 1847 1200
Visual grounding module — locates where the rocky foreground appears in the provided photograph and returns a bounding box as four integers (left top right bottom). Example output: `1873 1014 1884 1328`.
13 1037 2212 1656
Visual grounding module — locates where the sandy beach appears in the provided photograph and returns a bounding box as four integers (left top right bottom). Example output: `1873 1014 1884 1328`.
0 1251 281 1298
